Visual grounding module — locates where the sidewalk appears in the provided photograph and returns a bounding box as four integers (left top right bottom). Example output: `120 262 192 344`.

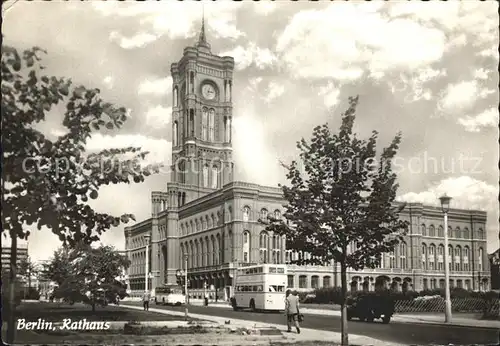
118 304 400 346
183 301 499 329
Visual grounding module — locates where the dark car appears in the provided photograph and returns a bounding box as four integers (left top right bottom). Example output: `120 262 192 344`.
346 293 395 324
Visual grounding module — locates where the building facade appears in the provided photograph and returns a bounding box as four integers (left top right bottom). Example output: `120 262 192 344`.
1 243 28 272
124 22 491 300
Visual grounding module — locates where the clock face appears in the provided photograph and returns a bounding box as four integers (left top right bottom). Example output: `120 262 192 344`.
201 83 216 100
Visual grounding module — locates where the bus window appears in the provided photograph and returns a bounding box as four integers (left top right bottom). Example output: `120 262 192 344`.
270 267 277 273
277 268 285 274
269 285 285 292
258 285 263 291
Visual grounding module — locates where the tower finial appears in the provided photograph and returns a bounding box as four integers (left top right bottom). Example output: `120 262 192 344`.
197 4 211 50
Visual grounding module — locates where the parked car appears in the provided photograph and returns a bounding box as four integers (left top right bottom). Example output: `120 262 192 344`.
346 293 395 324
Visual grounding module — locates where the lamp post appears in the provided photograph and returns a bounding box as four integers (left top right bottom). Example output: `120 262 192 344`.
184 254 188 304
439 194 453 323
144 234 151 294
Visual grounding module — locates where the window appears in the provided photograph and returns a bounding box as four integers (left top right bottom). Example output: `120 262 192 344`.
224 116 232 142
423 278 428 290
448 245 453 271
311 276 319 289
477 228 484 240
202 108 208 140
463 227 470 239
287 275 294 288
438 226 444 238
203 164 209 188
428 245 435 270
456 279 463 289
464 279 471 290
478 248 484 271
211 165 218 189
259 232 268 263
389 250 396 269
447 226 453 238
430 279 436 289
421 224 427 236
421 244 427 270
399 242 407 269
242 231 250 263
260 208 268 220
439 279 445 289
274 209 281 220
455 227 461 239
243 206 250 222
173 121 178 146
463 246 470 271
208 109 215 141
272 235 280 264
429 225 435 237
323 276 331 287
299 275 308 289
454 247 461 271
437 245 444 271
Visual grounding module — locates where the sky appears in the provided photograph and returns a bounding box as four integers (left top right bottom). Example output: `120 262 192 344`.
3 0 499 260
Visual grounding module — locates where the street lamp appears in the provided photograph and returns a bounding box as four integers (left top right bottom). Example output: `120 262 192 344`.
439 194 452 323
175 254 189 304
144 234 151 294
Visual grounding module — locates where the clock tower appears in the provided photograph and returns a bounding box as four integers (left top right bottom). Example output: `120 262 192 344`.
168 17 235 207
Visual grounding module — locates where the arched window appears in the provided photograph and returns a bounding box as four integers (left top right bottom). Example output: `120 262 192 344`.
259 232 268 263
437 245 444 271
242 206 250 222
478 248 484 271
399 242 407 269
260 208 268 220
389 249 396 269
447 226 453 238
422 244 427 270
454 246 462 271
173 121 178 146
224 116 232 142
208 108 215 141
421 224 427 236
242 231 250 262
428 244 436 270
173 86 178 107
463 246 470 271
202 108 208 140
438 226 444 238
455 227 461 239
448 245 453 271
429 225 436 237
323 276 331 288
211 165 218 189
477 228 484 240
463 227 470 239
272 235 280 264
203 164 209 188
274 209 281 220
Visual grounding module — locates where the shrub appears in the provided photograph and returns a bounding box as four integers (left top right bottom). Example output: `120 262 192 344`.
25 287 41 300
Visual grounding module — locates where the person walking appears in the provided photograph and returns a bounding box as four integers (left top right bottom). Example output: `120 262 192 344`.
285 289 301 334
142 290 150 311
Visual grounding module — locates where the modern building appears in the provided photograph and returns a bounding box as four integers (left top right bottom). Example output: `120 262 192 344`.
1 242 28 272
124 20 491 300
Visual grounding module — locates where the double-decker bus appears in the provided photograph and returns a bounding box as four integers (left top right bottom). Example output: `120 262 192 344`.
154 284 186 306
231 264 287 312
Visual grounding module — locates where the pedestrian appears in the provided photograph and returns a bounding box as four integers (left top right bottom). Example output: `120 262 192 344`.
142 290 150 311
285 289 301 334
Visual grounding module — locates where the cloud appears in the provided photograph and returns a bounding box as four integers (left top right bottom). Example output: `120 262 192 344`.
263 82 285 103
219 43 277 71
109 31 158 49
397 176 499 252
138 77 173 96
458 108 499 132
438 81 493 112
145 106 172 129
103 76 114 89
318 82 341 109
276 3 446 80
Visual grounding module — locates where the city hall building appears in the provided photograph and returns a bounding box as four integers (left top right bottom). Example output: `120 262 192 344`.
124 22 491 300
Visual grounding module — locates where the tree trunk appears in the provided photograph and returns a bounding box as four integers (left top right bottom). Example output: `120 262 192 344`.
7 233 18 344
340 261 349 346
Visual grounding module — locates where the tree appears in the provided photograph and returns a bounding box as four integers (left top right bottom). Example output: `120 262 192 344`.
2 44 159 343
18 256 38 291
47 244 130 312
260 96 409 346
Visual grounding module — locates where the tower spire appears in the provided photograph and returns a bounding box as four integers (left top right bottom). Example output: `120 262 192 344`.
197 5 211 51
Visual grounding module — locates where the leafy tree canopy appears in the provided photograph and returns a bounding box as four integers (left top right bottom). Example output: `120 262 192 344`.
261 96 409 270
2 45 160 246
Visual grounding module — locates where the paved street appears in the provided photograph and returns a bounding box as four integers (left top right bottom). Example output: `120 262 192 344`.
122 303 499 345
